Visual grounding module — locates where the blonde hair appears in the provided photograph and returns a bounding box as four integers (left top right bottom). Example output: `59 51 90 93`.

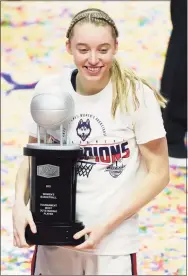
66 8 167 118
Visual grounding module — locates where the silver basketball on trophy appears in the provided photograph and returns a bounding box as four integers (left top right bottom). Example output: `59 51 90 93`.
30 84 74 130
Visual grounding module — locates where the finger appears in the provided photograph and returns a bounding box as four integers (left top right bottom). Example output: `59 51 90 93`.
13 231 21 248
27 212 37 234
19 238 30 248
13 237 16 246
13 235 18 247
17 227 29 248
19 232 30 248
75 239 95 250
73 228 90 239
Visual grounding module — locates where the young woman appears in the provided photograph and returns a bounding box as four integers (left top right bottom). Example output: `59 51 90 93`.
12 8 169 275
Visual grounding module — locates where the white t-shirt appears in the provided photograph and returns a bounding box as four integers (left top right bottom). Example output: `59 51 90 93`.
28 69 166 255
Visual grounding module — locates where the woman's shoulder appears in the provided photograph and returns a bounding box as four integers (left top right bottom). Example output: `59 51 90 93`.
125 77 162 119
35 68 74 90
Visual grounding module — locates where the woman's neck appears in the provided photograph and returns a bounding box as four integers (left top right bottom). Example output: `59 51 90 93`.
76 71 110 96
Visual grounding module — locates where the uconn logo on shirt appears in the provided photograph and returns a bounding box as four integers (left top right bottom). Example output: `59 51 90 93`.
76 119 91 141
79 141 130 178
81 141 130 163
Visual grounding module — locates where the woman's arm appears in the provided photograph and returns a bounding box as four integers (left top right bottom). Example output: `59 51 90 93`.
104 137 170 233
13 136 38 247
14 136 37 205
73 137 170 249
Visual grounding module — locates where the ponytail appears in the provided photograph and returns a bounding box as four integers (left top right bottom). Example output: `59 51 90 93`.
110 58 167 118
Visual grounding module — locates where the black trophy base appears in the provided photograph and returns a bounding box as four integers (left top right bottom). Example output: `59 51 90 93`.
25 222 85 246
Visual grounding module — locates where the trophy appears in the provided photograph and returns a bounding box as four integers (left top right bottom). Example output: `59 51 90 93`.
24 85 85 246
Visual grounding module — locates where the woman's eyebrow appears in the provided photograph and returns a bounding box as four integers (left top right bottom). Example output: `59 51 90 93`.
76 43 88 47
99 43 111 47
76 43 111 47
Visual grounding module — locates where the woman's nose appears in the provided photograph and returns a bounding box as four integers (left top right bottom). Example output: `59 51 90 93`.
88 52 99 65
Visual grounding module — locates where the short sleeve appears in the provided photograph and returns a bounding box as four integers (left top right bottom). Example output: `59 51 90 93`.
131 83 166 144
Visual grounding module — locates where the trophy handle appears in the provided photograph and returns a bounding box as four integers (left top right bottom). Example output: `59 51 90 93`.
37 125 40 144
60 123 67 146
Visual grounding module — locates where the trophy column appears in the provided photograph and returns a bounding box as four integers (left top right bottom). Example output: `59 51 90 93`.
24 144 85 246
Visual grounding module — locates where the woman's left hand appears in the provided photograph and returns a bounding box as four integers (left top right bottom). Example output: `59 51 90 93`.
73 224 108 250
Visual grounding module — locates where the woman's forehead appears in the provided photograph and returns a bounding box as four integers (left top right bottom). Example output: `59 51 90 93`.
71 23 114 44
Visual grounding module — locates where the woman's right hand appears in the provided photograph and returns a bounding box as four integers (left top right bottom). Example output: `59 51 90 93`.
12 202 37 248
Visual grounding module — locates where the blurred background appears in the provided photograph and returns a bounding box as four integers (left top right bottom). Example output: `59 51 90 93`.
1 1 186 275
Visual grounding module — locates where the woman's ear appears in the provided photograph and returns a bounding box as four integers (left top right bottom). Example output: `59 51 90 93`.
66 40 72 55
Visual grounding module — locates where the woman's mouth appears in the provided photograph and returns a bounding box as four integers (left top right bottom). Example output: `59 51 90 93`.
83 66 104 75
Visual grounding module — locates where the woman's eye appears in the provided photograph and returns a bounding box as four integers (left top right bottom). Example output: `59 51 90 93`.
79 49 88 53
100 49 108 53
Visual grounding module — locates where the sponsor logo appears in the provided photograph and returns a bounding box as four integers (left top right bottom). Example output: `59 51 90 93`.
37 164 60 178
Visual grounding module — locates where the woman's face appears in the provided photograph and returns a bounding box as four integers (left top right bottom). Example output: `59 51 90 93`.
66 23 118 82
